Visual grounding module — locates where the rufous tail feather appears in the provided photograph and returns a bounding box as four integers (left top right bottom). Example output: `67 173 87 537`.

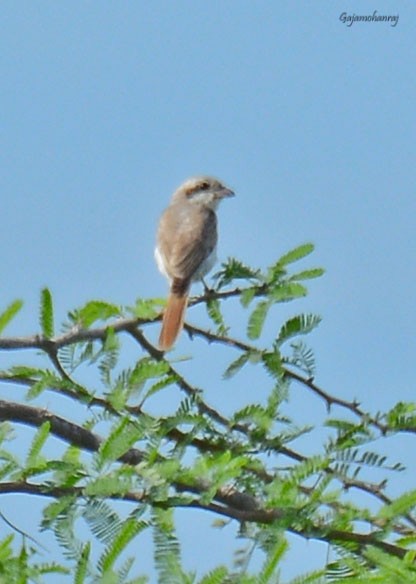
158 292 188 351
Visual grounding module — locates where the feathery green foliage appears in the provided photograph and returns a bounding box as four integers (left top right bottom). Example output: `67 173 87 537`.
0 534 69 580
386 401 416 430
74 542 90 584
25 421 50 470
0 299 23 335
223 351 253 379
69 299 122 327
285 340 316 376
0 247 414 583
276 243 315 266
131 298 163 320
152 508 189 584
206 297 228 335
214 258 263 289
198 566 228 584
97 417 143 467
276 314 322 346
98 518 147 575
378 489 416 521
83 499 125 545
40 287 54 338
257 537 287 583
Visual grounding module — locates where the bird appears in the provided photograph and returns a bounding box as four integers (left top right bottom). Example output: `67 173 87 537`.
155 176 235 351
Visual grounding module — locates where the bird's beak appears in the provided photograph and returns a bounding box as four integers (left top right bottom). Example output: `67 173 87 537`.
219 187 235 198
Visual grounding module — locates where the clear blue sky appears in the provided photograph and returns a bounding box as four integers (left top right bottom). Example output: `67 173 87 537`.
1 2 415 581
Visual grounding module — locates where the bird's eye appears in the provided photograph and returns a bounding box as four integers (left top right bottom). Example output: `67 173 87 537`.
185 180 211 198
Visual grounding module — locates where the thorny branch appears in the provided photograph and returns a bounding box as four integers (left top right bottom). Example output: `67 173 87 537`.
1 307 413 435
0 399 409 559
0 293 415 558
0 314 414 511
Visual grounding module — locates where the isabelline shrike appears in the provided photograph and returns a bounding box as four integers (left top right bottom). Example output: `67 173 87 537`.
155 176 234 350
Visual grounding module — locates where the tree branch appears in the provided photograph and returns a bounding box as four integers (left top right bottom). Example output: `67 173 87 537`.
0 398 411 558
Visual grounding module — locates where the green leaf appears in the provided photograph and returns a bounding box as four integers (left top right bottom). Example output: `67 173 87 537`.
130 357 170 387
98 418 143 465
386 402 416 430
378 489 416 520
142 373 178 402
41 496 76 529
53 508 83 561
0 534 15 563
262 350 283 379
131 298 163 320
213 257 262 288
83 499 123 545
206 298 228 335
99 519 147 573
247 300 271 339
6 365 41 379
270 282 307 303
98 328 120 387
32 562 70 576
152 508 185 583
0 460 18 482
287 341 316 377
240 287 257 307
74 542 90 584
40 288 54 338
26 421 50 468
232 403 269 429
199 566 229 584
276 314 321 345
286 568 327 583
107 382 128 411
290 268 325 281
268 244 316 284
258 537 288 583
223 352 251 379
84 473 134 497
287 455 329 485
0 300 23 335
71 300 122 328
26 370 59 400
277 243 315 266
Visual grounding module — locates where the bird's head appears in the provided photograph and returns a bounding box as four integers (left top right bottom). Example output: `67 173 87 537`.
172 176 235 210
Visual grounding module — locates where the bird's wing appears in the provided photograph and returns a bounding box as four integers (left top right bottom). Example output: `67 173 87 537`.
157 204 217 281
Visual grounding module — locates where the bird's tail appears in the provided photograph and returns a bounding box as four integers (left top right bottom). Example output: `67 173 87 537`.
158 280 189 351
